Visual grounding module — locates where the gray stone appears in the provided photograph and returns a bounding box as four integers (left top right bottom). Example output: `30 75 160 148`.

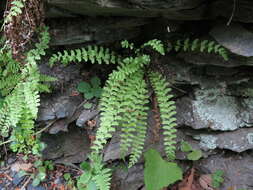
178 52 253 67
45 0 253 23
38 94 82 122
39 64 82 91
45 0 203 19
191 127 253 152
210 24 253 57
49 17 148 46
199 153 253 190
41 126 90 163
27 185 46 190
177 88 253 131
76 109 100 127
111 164 144 190
12 173 25 186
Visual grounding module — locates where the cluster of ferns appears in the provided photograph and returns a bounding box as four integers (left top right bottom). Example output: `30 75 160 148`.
1 0 228 189
0 24 228 189
48 39 228 189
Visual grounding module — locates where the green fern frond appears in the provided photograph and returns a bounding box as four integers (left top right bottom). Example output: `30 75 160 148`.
148 72 177 160
173 38 228 61
4 0 25 24
0 26 51 153
49 46 120 66
121 40 135 50
142 39 165 55
92 55 150 154
118 71 149 160
93 167 111 190
89 153 112 190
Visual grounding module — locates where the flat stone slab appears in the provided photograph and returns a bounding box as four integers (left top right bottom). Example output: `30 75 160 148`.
199 153 253 190
210 24 253 57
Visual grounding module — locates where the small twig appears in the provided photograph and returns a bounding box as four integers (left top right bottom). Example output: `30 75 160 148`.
0 139 12 146
227 0 236 26
35 119 57 135
20 176 32 190
0 119 57 146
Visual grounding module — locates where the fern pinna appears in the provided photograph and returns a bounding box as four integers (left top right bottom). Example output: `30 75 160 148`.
172 38 228 61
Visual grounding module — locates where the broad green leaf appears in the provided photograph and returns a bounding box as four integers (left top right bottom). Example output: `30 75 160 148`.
37 171 46 181
80 161 91 171
32 178 41 187
93 88 102 98
187 150 202 161
180 141 193 152
77 82 91 93
64 173 71 181
84 103 93 109
34 160 42 167
17 170 27 177
91 76 101 87
144 149 182 190
85 92 94 100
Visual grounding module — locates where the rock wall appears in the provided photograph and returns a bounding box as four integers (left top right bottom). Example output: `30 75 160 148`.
37 1 253 189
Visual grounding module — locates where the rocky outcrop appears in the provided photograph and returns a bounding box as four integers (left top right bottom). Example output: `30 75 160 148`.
35 1 253 189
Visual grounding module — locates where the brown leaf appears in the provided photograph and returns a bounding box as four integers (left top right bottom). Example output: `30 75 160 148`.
11 162 33 172
199 174 214 190
179 168 195 190
87 120 96 129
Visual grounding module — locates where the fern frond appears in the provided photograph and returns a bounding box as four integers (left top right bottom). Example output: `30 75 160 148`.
127 73 149 167
49 46 121 66
89 153 111 190
92 55 150 154
121 40 135 50
0 26 51 153
148 71 177 160
142 39 165 55
173 38 228 61
118 70 149 160
4 0 25 24
93 168 111 190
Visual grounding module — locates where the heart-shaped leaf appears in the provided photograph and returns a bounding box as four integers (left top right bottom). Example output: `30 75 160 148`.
144 149 182 190
90 76 101 87
181 141 193 152
78 82 91 93
93 88 102 98
187 150 202 161
84 103 93 109
84 92 94 100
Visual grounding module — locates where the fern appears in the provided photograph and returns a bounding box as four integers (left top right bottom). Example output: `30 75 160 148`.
148 72 177 160
49 46 120 66
173 38 228 61
142 39 165 55
4 0 25 24
119 71 149 159
44 38 229 189
77 153 111 190
92 55 149 154
0 26 52 153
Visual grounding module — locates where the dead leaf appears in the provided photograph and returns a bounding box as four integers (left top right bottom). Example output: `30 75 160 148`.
11 162 33 172
70 90 79 96
89 135 96 144
87 120 96 129
199 174 214 190
179 168 195 190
